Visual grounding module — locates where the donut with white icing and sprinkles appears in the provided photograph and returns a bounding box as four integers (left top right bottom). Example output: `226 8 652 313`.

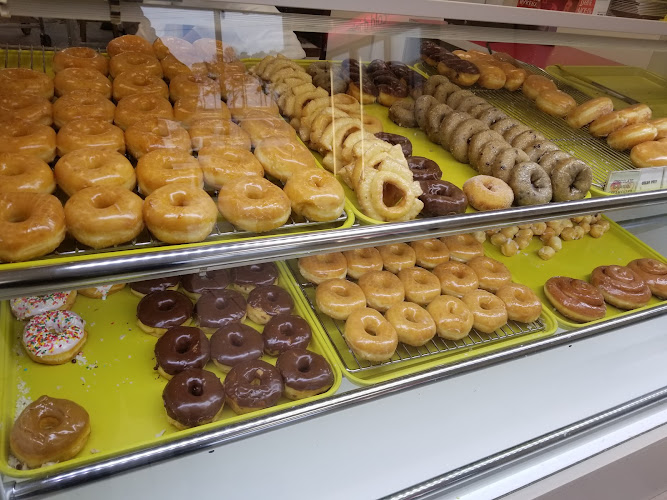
10 291 77 320
22 310 87 365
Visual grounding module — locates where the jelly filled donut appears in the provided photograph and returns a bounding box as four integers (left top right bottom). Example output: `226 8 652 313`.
627 258 667 299
130 276 180 297
276 348 334 400
154 326 210 379
195 289 247 333
263 314 312 356
246 285 294 325
181 269 230 300
136 290 193 336
590 265 651 310
210 323 264 372
224 360 284 414
419 180 468 216
162 368 224 429
230 263 278 293
22 310 87 364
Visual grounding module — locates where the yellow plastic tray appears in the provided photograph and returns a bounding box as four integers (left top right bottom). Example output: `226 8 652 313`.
0 262 341 478
484 217 667 329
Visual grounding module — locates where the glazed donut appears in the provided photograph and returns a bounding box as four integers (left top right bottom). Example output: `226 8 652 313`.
114 92 173 130
521 75 557 101
136 290 193 335
56 118 125 156
631 141 667 168
130 276 180 297
217 178 291 233
262 314 312 355
441 234 484 262
419 180 468 217
472 140 508 175
467 256 512 293
376 243 415 274
508 162 553 206
53 68 111 99
589 110 627 138
65 186 143 249
239 110 297 147
230 263 279 294
388 99 417 128
358 271 405 312
189 119 251 151
344 308 397 361
23 310 87 364
523 140 560 164
617 103 652 125
0 93 52 126
426 295 474 340
0 192 65 262
496 283 542 323
153 37 196 61
298 253 348 285
652 118 667 139
144 184 217 243
535 89 577 117
315 278 366 320
499 62 527 91
627 258 667 298
10 291 76 320
54 47 109 75
160 54 208 82
195 289 247 333
55 148 135 195
110 52 162 79
550 158 592 201
112 70 169 101
224 360 283 414
565 97 614 129
397 267 441 306
463 175 514 211
107 35 155 57
136 149 202 195
154 326 210 379
0 120 56 162
210 323 264 372
544 276 606 323
53 90 115 129
343 247 383 279
0 68 54 99
284 169 345 222
173 96 230 128
538 150 571 176
590 265 651 310
410 238 450 269
385 301 436 346
181 269 229 300
461 289 507 333
125 117 191 159
163 368 224 428
197 146 262 190
407 157 442 181
0 153 55 194
276 348 334 400
253 137 316 182
78 283 125 299
433 261 479 297
168 73 220 102
10 396 90 468
607 123 657 151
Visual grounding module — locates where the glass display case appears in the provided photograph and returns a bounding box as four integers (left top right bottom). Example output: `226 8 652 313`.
1 1 667 498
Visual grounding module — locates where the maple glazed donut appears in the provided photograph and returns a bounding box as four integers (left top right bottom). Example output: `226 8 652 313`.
590 265 651 310
136 149 202 195
426 295 474 340
283 169 345 222
378 243 416 274
110 51 162 79
358 271 405 312
246 285 294 325
276 348 334 400
467 256 512 293
343 247 383 279
210 323 264 372
0 153 55 194
137 290 193 336
0 120 56 162
0 192 65 262
125 117 191 159
54 68 111 98
566 97 614 129
114 92 173 130
385 301 436 346
162 368 224 429
410 238 450 269
54 47 109 75
53 90 116 129
315 278 366 320
344 308 398 362
197 146 263 190
22 310 87 364
195 289 247 333
441 234 484 262
56 118 125 156
462 289 507 333
0 68 54 99
544 276 606 322
263 314 312 355
224 360 284 414
0 94 52 126
298 253 347 285
496 283 542 323
55 148 135 195
10 396 90 468
112 70 169 101
217 178 291 233
397 268 441 306
10 291 76 320
64 186 144 249
627 258 667 298
154 326 210 379
463 175 514 211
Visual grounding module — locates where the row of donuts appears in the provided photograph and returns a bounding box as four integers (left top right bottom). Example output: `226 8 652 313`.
297 235 543 362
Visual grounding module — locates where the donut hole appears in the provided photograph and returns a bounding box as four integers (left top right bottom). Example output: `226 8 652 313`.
175 338 192 354
187 380 204 397
38 415 61 431
5 207 30 223
382 182 404 208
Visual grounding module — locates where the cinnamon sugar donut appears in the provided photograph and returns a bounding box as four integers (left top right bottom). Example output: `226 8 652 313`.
298 253 348 285
462 289 508 333
343 247 383 280
427 295 474 340
433 261 479 297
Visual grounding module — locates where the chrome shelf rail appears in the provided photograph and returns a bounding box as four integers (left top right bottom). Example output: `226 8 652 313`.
5 302 667 500
2 190 667 300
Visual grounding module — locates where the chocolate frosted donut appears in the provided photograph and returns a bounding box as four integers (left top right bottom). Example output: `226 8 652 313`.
181 269 230 299
263 314 312 356
368 59 390 74
375 132 412 157
419 180 468 216
408 156 442 181
130 276 180 297
224 359 284 414
195 289 247 333
137 290 193 336
247 285 294 325
231 263 278 293
210 323 264 372
154 326 210 379
276 348 334 400
162 368 224 429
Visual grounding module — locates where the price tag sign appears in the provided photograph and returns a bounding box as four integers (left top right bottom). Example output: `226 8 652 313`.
605 167 667 194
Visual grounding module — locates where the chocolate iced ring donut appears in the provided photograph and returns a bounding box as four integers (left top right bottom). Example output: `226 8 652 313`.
247 285 294 325
446 89 474 109
473 140 509 175
449 118 488 164
414 95 439 130
195 289 247 333
476 107 508 128
419 180 468 216
508 162 553 206
231 263 278 293
551 158 592 201
455 95 487 113
423 75 451 96
408 156 442 181
263 313 312 356
468 130 505 170
388 100 417 128
491 147 531 183
375 132 413 157
210 323 264 372
162 368 224 429
224 359 284 414
130 276 180 297
426 103 454 143
154 326 210 379
510 130 544 150
276 348 334 400
181 269 230 300
438 111 469 150
538 150 571 176
137 290 193 336
523 140 559 163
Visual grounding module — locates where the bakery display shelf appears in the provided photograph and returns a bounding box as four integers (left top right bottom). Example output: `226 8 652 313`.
0 262 341 479
284 259 557 386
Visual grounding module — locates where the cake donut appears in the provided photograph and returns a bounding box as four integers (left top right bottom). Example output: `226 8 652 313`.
276 348 334 399
181 269 230 300
315 279 366 321
544 276 606 322
298 253 348 284
590 265 651 310
397 268 441 306
162 368 224 429
130 276 180 297
22 310 87 364
246 285 294 324
230 263 278 293
195 289 247 333
463 176 514 211
136 290 193 336
385 301 436 346
343 248 383 279
627 258 667 298
263 314 312 356
461 290 508 333
433 261 479 297
154 326 211 379
344 308 398 362
426 295 474 340
210 323 264 372
10 291 77 320
496 283 542 323
224 360 284 414
358 271 405 312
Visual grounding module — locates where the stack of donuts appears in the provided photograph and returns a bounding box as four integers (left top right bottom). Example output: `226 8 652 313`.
420 40 480 87
252 54 424 222
544 258 667 323
298 235 543 362
343 59 425 106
